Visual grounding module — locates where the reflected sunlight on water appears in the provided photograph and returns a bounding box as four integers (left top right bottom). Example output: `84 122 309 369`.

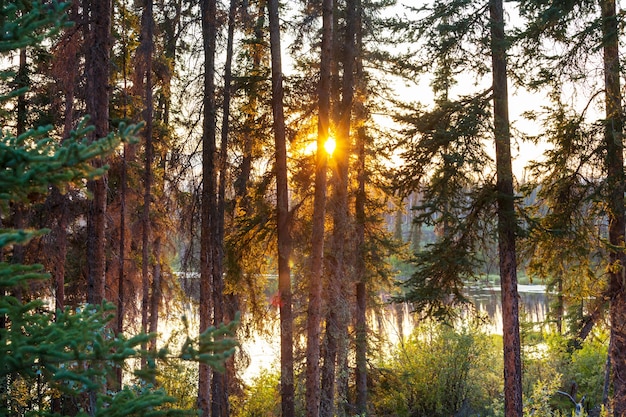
236 285 549 381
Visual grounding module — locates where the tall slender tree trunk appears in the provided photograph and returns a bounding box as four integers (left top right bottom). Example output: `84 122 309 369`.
85 0 111 306
140 0 155 361
600 1 626 415
306 1 332 416
198 0 217 415
211 1 237 416
9 48 28 305
354 3 367 412
115 1 131 387
267 1 294 416
354 122 367 414
321 1 357 415
148 237 162 340
490 1 522 416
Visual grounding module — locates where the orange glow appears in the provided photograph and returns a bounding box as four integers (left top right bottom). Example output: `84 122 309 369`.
324 137 336 156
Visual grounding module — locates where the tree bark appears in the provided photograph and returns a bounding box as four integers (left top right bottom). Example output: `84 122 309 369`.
321 0 356 415
211 1 237 416
354 2 367 412
600 1 626 415
305 1 332 416
148 237 161 346
198 0 217 415
84 0 111 306
267 1 294 416
490 1 523 416
140 0 155 361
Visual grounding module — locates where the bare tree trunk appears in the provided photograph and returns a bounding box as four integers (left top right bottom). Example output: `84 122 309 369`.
354 4 367 410
198 0 217 414
306 1 332 416
139 0 155 363
211 1 238 416
490 1 522 416
148 237 161 342
85 0 111 306
267 1 294 416
600 1 626 415
114 0 131 388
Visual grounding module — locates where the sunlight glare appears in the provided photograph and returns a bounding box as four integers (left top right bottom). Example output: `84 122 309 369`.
324 137 336 156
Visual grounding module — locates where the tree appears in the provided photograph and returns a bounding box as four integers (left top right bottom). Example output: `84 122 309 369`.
137 0 156 360
84 0 112 305
267 1 295 416
354 0 368 412
390 1 523 414
599 1 625 414
47 0 80 315
515 0 625 412
305 0 332 415
212 0 239 414
490 0 522 415
199 0 218 415
320 0 357 414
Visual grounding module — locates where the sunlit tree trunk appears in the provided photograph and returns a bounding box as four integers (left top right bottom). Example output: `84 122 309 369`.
85 0 111 306
321 0 356 414
490 0 522 416
198 0 217 414
600 0 626 415
306 1 332 416
267 1 294 416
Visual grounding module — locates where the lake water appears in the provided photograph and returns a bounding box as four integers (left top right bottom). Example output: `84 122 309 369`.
240 284 549 381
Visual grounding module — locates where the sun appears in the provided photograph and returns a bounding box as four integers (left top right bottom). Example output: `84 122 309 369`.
324 137 336 156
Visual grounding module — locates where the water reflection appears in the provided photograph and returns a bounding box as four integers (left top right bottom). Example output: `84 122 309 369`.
466 284 549 334
367 285 548 350
240 284 549 381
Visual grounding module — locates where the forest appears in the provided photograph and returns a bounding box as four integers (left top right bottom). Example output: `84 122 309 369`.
1 0 625 416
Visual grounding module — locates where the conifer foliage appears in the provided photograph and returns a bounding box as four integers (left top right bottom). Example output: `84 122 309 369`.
0 2 237 416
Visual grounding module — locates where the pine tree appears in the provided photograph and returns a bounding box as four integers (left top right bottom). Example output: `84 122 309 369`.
390 1 522 414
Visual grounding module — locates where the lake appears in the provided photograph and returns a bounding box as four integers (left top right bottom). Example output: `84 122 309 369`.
240 284 549 381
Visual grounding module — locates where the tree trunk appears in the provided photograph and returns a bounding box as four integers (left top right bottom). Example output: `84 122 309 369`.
321 0 357 415
85 0 111 306
149 237 162 346
140 0 155 362
211 1 237 416
115 0 131 387
305 0 332 416
198 0 218 415
159 0 182 126
600 1 626 415
267 1 294 416
490 1 523 416
354 2 367 409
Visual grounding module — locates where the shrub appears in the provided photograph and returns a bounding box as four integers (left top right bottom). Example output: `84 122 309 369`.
231 369 280 417
369 321 503 416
